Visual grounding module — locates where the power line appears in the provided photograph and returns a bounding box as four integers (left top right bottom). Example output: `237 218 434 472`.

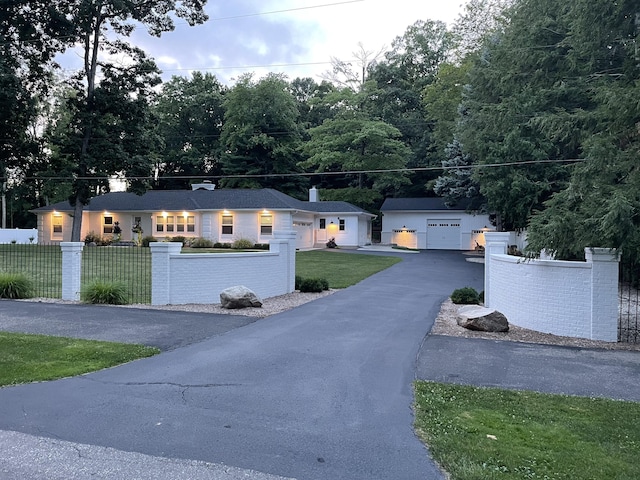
4 158 586 182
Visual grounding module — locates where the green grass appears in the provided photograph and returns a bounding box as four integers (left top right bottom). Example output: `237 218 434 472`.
414 381 640 480
295 250 402 288
0 332 159 386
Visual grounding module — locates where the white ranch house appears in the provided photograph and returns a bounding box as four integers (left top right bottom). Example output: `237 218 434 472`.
32 185 375 249
380 197 492 250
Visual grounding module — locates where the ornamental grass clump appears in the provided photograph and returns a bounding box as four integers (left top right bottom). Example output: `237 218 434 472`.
232 238 255 250
0 272 34 299
82 280 128 305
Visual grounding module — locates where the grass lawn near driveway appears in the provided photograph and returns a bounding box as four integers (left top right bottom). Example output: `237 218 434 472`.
0 332 159 387
415 381 640 480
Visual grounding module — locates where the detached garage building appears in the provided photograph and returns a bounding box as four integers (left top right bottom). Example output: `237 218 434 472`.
380 198 492 250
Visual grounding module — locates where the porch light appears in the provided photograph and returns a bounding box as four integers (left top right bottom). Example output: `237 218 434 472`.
182 211 188 217
162 211 168 217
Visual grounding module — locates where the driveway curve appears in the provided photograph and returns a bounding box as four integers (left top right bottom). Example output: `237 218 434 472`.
0 250 484 480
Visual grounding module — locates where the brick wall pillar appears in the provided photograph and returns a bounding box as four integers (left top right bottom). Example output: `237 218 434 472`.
483 232 510 308
60 242 84 301
585 247 620 341
273 212 297 293
150 242 182 305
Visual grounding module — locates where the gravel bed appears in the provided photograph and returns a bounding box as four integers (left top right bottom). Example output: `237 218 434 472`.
432 299 640 351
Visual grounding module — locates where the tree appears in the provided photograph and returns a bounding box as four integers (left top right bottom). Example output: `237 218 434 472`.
219 73 306 197
526 0 640 260
56 0 208 241
367 20 455 196
433 139 482 209
153 72 226 189
320 43 386 92
300 87 411 203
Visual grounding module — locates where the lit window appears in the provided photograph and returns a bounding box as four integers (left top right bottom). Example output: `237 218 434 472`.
177 216 185 232
339 219 345 231
187 216 195 232
260 214 273 235
222 214 233 235
156 216 164 232
52 214 63 237
166 215 174 233
103 216 114 234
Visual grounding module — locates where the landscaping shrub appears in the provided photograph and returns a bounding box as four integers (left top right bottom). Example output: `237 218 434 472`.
451 287 480 305
82 280 128 305
295 275 303 290
170 236 187 246
0 272 34 299
299 277 329 293
253 243 270 250
232 238 254 250
141 236 157 247
190 237 214 248
84 231 101 245
479 290 485 304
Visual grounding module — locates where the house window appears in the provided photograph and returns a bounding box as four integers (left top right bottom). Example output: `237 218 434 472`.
339 219 345 231
222 214 233 235
260 214 273 235
103 216 114 234
177 216 185 232
166 216 174 233
187 216 195 232
156 216 164 233
319 218 326 229
52 214 63 238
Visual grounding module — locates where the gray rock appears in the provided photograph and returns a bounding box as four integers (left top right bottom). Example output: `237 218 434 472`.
457 305 509 332
220 285 263 309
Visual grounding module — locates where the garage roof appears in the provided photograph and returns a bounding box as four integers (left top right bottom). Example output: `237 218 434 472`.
380 197 471 212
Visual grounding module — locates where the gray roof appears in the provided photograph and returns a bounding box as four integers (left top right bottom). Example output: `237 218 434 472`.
380 197 470 212
32 188 373 216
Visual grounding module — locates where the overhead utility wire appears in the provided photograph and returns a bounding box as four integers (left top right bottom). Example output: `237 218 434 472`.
7 159 586 182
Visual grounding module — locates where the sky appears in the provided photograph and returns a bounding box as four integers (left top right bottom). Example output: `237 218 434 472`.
61 0 469 85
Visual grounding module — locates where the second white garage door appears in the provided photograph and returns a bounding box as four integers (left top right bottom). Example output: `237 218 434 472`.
426 219 461 250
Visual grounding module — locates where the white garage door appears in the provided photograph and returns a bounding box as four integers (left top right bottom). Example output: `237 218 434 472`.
293 222 313 249
426 219 461 250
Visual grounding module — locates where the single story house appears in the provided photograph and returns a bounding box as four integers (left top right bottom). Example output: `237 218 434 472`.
380 197 492 250
31 184 375 249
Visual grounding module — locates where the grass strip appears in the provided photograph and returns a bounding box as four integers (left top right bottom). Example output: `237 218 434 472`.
0 332 159 386
295 250 402 288
414 381 640 480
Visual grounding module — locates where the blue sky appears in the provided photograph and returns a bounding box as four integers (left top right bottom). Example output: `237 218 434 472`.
60 0 468 85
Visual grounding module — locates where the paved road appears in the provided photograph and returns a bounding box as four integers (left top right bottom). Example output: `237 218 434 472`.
0 250 484 480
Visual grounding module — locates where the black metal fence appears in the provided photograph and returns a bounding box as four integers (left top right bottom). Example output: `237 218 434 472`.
0 244 151 304
619 261 640 343
0 243 63 298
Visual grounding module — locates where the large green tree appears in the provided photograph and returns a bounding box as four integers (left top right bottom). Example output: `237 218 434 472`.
54 0 208 241
219 73 306 197
526 0 640 259
153 72 226 190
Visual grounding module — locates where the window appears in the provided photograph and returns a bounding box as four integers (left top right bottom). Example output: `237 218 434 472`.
52 214 63 237
103 216 114 234
319 218 326 229
339 219 345 231
176 215 195 233
222 214 233 235
156 216 165 233
177 216 185 232
166 216 174 233
187 216 195 232
260 214 273 235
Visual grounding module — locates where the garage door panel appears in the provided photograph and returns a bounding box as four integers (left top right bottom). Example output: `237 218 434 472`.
426 219 461 250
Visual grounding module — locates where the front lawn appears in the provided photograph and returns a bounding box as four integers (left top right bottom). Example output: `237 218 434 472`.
0 332 159 386
415 381 640 479
295 250 402 288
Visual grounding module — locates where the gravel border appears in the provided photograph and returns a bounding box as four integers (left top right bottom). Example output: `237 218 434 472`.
432 298 640 351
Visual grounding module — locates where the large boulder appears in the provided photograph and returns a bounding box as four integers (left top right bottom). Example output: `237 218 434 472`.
220 285 263 309
457 305 509 332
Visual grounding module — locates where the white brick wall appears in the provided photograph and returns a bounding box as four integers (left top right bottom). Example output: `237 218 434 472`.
150 233 296 305
484 233 619 342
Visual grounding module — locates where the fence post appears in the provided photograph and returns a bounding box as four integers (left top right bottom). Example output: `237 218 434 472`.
483 232 510 308
273 214 297 293
150 242 182 305
60 242 84 301
585 247 620 342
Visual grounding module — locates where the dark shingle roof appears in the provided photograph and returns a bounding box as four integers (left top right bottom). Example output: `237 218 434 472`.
31 188 373 216
380 197 470 212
